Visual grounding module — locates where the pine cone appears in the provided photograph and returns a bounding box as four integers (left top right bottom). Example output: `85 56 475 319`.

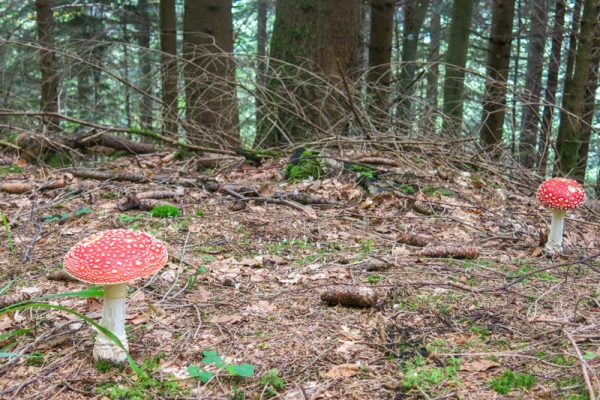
415 245 479 259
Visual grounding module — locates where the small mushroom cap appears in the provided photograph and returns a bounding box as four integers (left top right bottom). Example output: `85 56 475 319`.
64 229 168 284
537 178 585 210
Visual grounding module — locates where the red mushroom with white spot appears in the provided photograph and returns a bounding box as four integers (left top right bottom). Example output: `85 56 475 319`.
64 229 168 363
537 178 585 254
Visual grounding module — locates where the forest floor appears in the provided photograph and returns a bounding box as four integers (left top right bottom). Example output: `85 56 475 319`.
0 146 599 400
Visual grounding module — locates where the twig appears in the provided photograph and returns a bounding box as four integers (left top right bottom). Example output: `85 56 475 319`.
336 59 371 140
564 330 596 400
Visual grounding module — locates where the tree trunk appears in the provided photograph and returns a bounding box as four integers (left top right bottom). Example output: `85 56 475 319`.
442 0 475 135
575 12 600 181
258 0 361 146
479 0 516 148
518 0 549 168
396 0 430 122
426 0 441 110
138 0 153 131
36 0 59 136
256 0 268 87
555 0 599 177
160 0 179 136
367 0 395 115
539 0 566 175
183 0 240 147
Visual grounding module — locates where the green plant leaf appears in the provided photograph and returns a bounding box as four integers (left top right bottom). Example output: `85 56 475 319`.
75 207 92 216
227 363 255 377
0 352 26 357
583 352 597 360
202 350 226 367
0 280 15 295
186 366 213 382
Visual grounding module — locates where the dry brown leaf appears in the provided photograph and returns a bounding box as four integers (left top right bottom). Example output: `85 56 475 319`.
302 205 317 220
324 363 361 379
187 287 212 303
85 297 103 312
459 359 501 372
246 301 278 313
129 314 150 325
209 315 244 324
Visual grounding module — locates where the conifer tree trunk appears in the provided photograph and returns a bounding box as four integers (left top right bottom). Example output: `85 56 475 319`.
396 0 430 121
258 0 360 146
555 0 599 176
575 13 600 181
36 0 59 136
539 0 566 174
183 0 240 147
442 0 475 135
367 0 395 115
138 0 153 130
518 0 548 168
426 0 441 110
160 0 178 135
479 0 516 148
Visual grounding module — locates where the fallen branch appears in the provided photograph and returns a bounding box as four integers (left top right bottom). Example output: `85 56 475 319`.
564 330 597 400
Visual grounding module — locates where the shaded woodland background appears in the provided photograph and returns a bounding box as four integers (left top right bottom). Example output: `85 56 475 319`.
1 0 600 190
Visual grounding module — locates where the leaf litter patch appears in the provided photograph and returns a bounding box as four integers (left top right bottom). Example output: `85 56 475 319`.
0 150 598 399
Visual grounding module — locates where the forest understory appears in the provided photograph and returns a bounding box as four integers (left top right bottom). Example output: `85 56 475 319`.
0 141 599 400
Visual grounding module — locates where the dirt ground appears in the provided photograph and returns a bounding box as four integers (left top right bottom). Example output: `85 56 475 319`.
0 148 599 399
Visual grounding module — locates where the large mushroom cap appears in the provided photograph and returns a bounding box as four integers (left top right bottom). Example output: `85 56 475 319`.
537 178 585 210
64 229 168 284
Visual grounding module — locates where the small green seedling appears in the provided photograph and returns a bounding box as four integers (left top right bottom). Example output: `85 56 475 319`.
259 369 286 397
489 370 535 394
151 205 180 219
187 350 255 383
1 214 13 253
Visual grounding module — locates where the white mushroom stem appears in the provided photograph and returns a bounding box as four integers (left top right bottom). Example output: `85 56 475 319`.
545 208 566 254
93 283 129 363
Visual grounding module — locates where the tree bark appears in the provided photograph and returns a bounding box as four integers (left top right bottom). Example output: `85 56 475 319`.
138 0 153 130
479 0 516 148
160 0 179 136
575 11 600 181
367 0 395 114
539 0 566 175
518 0 549 168
426 0 441 110
35 0 60 136
397 0 430 121
258 0 361 146
442 0 475 135
555 0 599 177
183 0 240 147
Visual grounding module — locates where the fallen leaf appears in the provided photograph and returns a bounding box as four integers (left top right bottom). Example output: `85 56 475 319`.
187 287 212 302
246 301 278 313
324 363 361 379
129 313 150 325
209 315 244 324
460 359 501 372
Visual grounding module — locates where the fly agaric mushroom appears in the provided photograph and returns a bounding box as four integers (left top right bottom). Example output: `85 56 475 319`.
63 229 168 363
537 178 585 253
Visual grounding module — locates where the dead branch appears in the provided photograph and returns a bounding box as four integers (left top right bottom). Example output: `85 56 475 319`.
564 330 597 400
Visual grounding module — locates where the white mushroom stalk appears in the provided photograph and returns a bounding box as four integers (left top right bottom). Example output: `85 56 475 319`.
63 229 168 363
537 178 585 254
94 283 129 362
546 208 566 253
